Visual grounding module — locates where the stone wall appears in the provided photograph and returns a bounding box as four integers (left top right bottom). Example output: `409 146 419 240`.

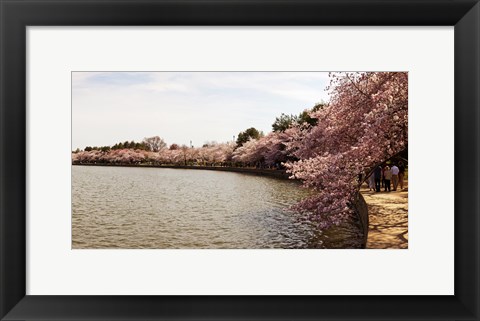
73 163 292 180
353 192 369 248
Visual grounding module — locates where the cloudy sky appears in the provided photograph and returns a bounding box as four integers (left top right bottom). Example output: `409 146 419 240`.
72 72 330 150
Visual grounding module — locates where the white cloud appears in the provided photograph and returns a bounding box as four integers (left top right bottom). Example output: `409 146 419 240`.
72 72 330 149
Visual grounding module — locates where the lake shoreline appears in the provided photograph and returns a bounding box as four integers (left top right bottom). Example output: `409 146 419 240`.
73 163 369 248
72 165 333 248
72 163 292 180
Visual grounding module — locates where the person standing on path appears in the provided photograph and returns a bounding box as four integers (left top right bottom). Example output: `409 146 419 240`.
381 165 386 188
384 165 392 192
368 171 375 191
374 165 382 192
398 160 406 190
391 164 400 191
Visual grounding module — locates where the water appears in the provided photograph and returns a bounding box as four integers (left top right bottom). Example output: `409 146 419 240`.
72 166 362 249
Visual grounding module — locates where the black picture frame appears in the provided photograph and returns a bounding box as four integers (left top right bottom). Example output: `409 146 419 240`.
1 0 479 320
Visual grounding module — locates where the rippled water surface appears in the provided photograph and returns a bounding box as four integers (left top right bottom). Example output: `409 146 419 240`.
72 166 362 249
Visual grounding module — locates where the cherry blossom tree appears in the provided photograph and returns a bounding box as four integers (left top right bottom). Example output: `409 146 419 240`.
263 128 297 167
232 138 264 165
285 72 408 228
194 142 234 166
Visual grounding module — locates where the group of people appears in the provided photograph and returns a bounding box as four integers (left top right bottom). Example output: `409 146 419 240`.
368 161 406 192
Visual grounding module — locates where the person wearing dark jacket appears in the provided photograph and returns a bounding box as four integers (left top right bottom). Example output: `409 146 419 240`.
398 161 406 190
374 165 382 192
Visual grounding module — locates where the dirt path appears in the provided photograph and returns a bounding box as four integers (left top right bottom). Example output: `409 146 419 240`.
361 183 408 249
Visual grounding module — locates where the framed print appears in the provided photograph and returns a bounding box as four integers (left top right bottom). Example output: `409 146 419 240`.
0 0 479 320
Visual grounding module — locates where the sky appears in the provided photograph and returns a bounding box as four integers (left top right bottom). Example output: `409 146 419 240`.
72 72 330 150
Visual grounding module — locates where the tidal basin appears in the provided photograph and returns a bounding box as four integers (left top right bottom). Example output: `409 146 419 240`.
72 165 363 249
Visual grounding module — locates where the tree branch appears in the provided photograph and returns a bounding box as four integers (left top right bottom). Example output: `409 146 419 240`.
346 74 370 98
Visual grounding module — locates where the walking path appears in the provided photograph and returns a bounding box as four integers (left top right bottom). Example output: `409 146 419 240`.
361 182 408 249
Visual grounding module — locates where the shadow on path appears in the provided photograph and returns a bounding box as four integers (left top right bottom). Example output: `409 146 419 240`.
361 184 408 249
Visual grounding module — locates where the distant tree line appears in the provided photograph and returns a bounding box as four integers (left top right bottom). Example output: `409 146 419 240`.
72 103 327 170
74 136 167 153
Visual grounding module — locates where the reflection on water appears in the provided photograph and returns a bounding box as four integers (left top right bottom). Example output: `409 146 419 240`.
72 166 362 249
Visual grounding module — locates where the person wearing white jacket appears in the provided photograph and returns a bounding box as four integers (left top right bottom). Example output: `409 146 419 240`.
391 164 399 191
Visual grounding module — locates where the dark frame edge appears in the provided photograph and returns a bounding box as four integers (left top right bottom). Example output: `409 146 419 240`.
455 1 480 319
0 0 479 320
0 0 27 319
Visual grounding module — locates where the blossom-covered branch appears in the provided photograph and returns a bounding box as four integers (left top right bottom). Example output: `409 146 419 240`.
285 72 408 228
